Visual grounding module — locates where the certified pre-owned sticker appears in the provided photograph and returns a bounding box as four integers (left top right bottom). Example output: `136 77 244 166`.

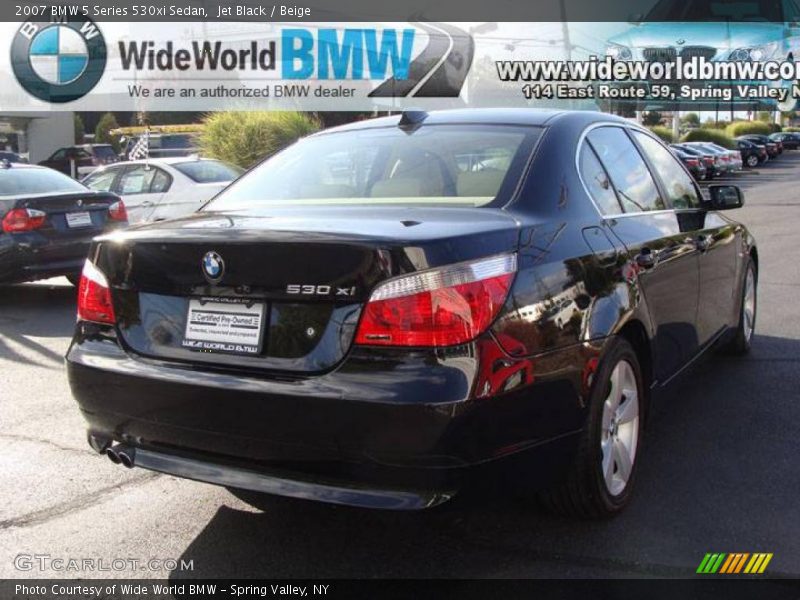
11 17 107 103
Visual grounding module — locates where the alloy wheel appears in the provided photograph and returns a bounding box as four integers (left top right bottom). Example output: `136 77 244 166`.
743 266 756 343
600 360 640 497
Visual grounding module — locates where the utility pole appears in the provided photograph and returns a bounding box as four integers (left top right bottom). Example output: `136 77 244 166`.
560 0 572 61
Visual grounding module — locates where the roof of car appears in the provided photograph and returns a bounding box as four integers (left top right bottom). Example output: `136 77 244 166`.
102 157 213 167
0 162 49 171
314 109 631 136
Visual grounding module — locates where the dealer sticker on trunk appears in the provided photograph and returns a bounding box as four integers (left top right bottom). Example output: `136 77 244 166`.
182 298 265 355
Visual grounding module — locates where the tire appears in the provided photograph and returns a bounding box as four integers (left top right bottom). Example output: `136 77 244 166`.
725 258 757 355
746 154 759 168
538 337 645 518
66 274 81 287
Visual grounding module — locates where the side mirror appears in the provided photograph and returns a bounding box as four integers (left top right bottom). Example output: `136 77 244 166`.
707 185 744 210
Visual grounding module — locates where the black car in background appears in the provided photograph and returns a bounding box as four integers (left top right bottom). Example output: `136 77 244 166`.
739 135 780 157
669 145 707 181
0 151 26 164
769 132 800 150
736 138 767 168
0 163 126 285
67 110 757 518
39 144 119 178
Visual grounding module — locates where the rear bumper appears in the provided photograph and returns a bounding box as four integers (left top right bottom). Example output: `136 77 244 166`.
117 445 453 510
0 235 91 283
67 331 589 508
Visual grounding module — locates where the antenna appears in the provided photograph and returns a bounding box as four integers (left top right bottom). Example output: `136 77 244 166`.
398 110 428 129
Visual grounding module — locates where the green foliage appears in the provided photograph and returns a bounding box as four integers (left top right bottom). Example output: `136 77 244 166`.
725 121 773 137
94 112 121 152
681 113 700 126
198 111 321 169
757 111 773 122
701 119 730 130
648 125 675 143
680 129 736 149
784 126 800 132
73 114 85 144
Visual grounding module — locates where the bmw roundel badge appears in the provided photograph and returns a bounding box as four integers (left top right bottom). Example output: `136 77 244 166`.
11 17 107 103
202 251 225 284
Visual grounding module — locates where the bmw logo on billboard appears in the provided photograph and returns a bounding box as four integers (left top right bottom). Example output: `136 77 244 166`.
11 17 107 103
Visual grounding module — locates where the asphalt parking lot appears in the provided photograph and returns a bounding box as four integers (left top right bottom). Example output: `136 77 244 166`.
0 153 799 580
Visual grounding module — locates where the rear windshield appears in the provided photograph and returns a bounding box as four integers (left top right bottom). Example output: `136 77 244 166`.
173 160 243 183
205 124 540 211
0 168 86 196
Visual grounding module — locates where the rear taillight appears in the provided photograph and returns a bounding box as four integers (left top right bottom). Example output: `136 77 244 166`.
77 260 116 325
108 200 127 222
686 158 699 166
355 254 516 347
2 208 46 233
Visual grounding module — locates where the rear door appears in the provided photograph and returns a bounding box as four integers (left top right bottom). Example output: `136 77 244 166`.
114 164 168 223
630 131 738 349
586 126 701 382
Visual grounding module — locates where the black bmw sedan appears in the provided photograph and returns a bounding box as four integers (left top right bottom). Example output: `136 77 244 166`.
67 110 757 518
0 162 126 285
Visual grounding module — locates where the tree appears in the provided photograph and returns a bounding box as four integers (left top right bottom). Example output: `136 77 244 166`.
198 111 321 169
94 112 120 152
74 114 85 144
681 113 700 126
642 111 663 126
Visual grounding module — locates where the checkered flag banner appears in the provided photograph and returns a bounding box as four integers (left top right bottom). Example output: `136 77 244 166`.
128 129 149 160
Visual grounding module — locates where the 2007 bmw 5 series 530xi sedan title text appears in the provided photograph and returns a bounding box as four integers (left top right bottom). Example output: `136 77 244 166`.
66 109 757 518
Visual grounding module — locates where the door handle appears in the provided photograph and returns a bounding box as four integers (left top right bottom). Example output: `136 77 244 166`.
635 248 656 269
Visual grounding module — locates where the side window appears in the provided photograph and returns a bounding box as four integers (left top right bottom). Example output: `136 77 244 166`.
83 169 118 192
49 149 67 160
578 143 622 215
150 168 171 193
632 131 700 209
587 127 665 213
118 166 157 195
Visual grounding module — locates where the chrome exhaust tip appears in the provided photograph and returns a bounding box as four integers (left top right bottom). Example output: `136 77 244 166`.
88 434 111 454
106 447 121 464
118 448 135 469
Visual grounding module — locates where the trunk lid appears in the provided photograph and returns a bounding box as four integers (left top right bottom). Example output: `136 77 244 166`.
8 190 119 239
96 206 521 374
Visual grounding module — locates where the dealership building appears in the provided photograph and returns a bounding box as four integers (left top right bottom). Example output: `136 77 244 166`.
0 112 73 163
